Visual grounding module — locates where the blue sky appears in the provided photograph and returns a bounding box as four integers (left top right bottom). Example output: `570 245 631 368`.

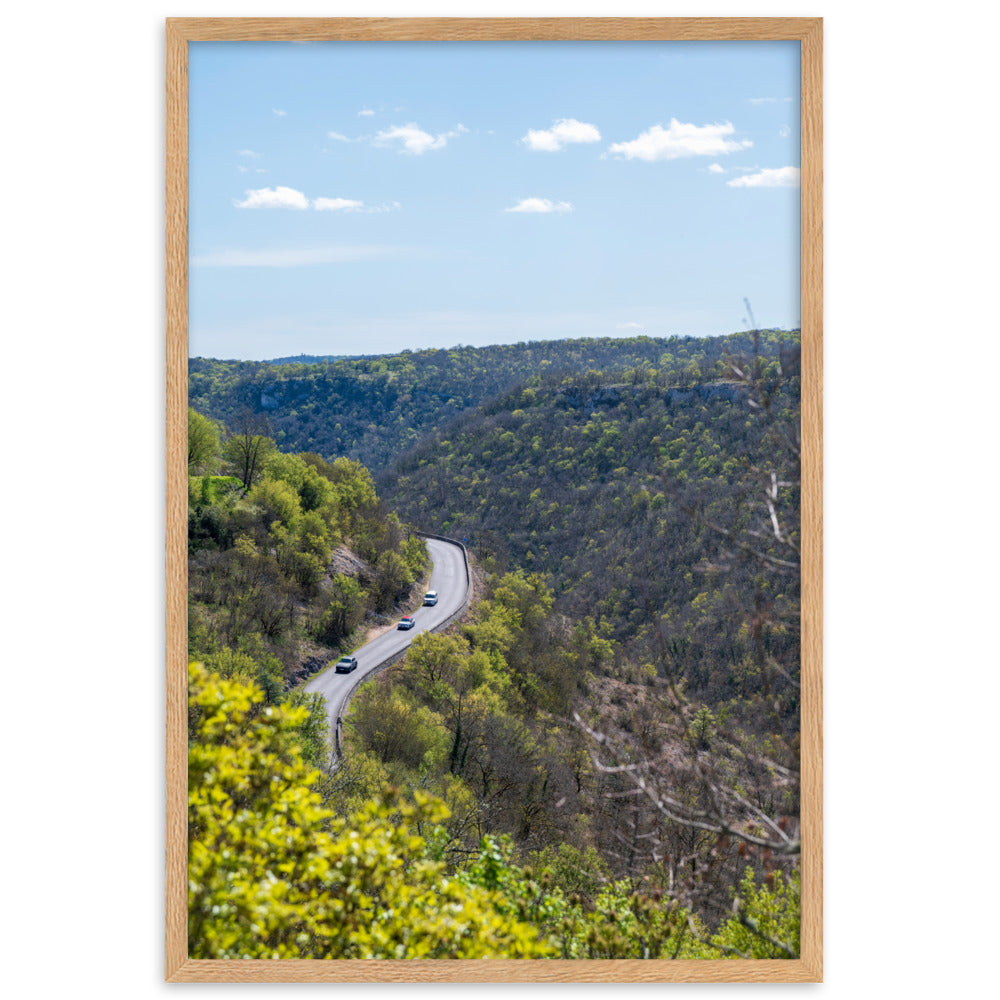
189 41 800 360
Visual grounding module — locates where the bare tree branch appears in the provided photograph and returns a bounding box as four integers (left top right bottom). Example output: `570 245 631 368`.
576 713 800 856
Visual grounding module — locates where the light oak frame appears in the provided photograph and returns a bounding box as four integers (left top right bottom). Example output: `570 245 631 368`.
166 16 822 983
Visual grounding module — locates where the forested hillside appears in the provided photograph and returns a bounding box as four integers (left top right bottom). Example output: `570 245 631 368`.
186 329 802 959
365 329 802 927
380 332 800 716
189 332 781 473
187 411 429 723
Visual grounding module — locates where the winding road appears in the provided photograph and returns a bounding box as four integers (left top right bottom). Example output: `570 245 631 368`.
304 536 470 750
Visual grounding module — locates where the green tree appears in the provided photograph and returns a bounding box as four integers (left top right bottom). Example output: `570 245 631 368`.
708 867 800 958
188 407 220 474
328 456 377 512
527 843 610 904
316 574 366 645
196 643 284 705
348 686 447 770
371 549 412 611
248 477 302 533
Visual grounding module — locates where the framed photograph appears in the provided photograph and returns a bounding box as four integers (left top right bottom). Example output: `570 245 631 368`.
167 17 821 983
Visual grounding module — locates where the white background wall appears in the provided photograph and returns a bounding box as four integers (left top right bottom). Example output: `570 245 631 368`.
3 1 997 995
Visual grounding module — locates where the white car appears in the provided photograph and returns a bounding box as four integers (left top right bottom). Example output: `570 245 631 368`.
334 656 358 674
423 591 438 606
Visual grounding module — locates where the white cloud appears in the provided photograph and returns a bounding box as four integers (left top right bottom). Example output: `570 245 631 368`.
272 108 287 117
233 187 400 213
504 198 573 214
327 131 353 143
358 109 375 117
191 245 401 268
237 165 248 173
312 197 365 212
749 97 778 105
726 166 800 188
616 322 644 330
708 163 725 174
779 125 792 138
521 118 601 152
237 149 262 158
233 186 309 209
607 119 752 161
373 122 466 155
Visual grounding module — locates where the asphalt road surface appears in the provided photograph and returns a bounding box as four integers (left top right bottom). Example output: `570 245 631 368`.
304 536 469 739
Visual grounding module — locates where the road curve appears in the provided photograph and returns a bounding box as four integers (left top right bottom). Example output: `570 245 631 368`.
304 536 470 749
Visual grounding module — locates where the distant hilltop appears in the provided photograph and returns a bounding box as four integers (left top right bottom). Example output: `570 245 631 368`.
262 353 365 365
189 330 799 474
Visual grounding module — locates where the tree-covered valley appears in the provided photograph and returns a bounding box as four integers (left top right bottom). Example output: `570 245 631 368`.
187 330 802 960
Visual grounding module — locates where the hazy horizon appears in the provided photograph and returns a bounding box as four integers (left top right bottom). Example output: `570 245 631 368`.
190 324 802 364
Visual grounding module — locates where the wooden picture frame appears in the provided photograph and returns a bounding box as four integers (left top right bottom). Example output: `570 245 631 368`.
167 16 822 983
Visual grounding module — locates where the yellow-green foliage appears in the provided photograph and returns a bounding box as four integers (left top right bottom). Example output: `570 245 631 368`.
188 407 221 474
710 866 800 958
460 835 714 960
188 663 553 959
188 664 795 960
